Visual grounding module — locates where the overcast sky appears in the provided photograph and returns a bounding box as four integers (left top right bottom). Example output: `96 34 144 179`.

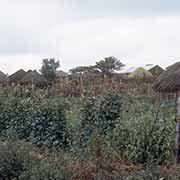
0 0 180 74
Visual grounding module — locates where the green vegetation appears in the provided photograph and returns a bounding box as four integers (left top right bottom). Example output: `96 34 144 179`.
0 91 179 179
0 97 67 149
41 58 60 83
80 93 123 138
69 56 125 76
94 56 125 75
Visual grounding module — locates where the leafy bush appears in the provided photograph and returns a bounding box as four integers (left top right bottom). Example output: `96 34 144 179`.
0 140 35 180
0 97 67 149
0 139 179 180
20 161 70 180
30 102 67 149
0 139 71 180
6 99 34 140
80 92 123 136
0 93 177 167
110 96 176 164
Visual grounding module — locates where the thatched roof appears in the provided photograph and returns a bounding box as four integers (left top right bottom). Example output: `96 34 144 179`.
112 73 128 80
68 70 100 80
26 70 33 74
9 69 26 84
20 70 49 87
0 71 7 84
166 62 180 71
82 71 100 79
56 70 68 77
128 68 153 79
149 65 164 77
122 64 155 74
153 62 180 93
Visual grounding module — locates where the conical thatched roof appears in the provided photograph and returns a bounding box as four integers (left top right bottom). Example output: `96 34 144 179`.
149 65 164 77
153 62 180 93
20 70 49 87
82 71 100 79
112 73 128 80
128 68 153 79
56 70 68 77
166 62 180 71
9 69 26 84
0 71 7 84
26 70 33 74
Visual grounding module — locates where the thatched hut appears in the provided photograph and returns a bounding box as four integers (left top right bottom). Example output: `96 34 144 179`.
56 70 68 77
9 69 26 85
153 70 180 93
55 70 68 84
111 73 128 85
26 70 33 74
128 68 153 80
153 62 180 93
56 70 68 78
112 73 128 80
149 65 164 78
20 70 49 88
82 71 100 80
166 62 180 71
0 71 7 85
127 68 153 95
153 61 180 163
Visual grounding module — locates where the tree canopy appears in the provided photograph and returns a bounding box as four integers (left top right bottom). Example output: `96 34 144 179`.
40 58 60 83
95 56 125 76
69 56 125 76
69 66 92 74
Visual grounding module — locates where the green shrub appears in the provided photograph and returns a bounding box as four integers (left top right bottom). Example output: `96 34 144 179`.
0 93 177 166
0 97 67 149
20 161 70 180
0 140 35 180
80 92 123 136
0 139 71 180
6 99 34 140
30 102 67 149
0 98 34 139
110 96 176 164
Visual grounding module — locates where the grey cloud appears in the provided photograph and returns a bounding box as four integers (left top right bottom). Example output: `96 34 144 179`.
0 0 179 73
0 0 61 55
0 0 179 56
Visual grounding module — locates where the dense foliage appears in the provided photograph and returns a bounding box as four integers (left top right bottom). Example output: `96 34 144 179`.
0 140 71 180
0 91 178 179
111 96 176 164
41 58 60 82
0 97 67 149
94 56 125 75
0 139 179 180
80 92 123 136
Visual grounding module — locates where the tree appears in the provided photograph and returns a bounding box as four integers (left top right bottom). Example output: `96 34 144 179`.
95 56 125 76
70 66 90 74
94 57 125 90
41 58 60 83
68 57 125 95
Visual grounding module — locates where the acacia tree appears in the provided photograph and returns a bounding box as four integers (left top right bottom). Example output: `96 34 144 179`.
94 56 125 90
95 56 125 75
41 58 60 83
69 57 125 95
69 66 93 74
